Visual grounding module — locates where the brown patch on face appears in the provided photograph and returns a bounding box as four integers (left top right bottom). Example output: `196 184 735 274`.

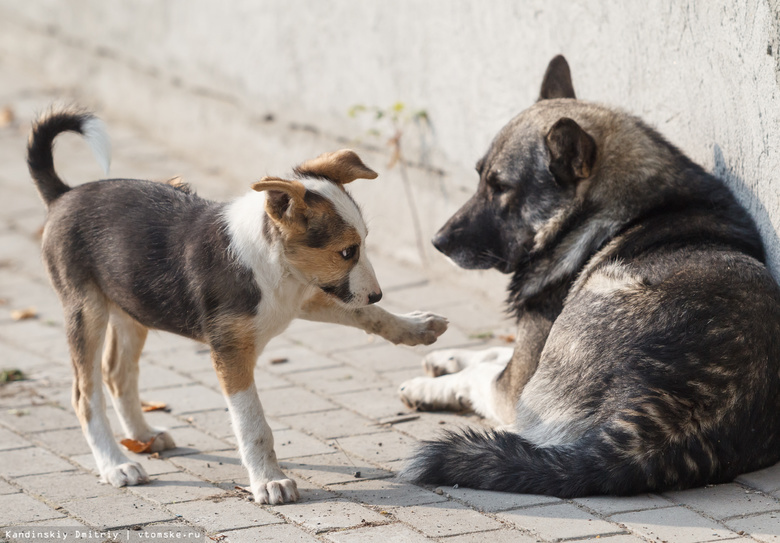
209 315 258 396
295 149 378 185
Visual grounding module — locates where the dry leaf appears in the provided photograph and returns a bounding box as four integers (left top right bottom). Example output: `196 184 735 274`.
149 452 161 459
141 400 168 412
270 357 288 365
11 307 37 321
497 334 516 343
120 436 156 453
0 106 14 128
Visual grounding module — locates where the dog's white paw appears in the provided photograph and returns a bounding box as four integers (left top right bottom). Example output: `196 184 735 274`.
253 476 299 505
103 462 150 487
422 349 465 377
389 311 449 346
398 376 468 412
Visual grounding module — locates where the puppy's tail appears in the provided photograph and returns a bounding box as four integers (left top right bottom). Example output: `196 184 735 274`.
27 106 111 206
401 427 706 498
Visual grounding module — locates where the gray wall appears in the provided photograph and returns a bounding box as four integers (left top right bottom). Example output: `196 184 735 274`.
2 1 779 299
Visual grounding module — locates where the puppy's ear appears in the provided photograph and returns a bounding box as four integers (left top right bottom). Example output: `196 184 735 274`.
295 149 378 184
539 55 576 100
251 177 308 228
545 117 596 185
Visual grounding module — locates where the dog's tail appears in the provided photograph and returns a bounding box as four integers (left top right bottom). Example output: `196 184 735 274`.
27 106 111 206
401 427 716 498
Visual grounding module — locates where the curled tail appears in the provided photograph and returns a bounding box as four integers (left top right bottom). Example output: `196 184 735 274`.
401 427 725 498
27 107 111 206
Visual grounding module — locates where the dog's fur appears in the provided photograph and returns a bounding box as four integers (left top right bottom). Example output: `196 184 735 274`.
399 56 780 497
27 107 448 504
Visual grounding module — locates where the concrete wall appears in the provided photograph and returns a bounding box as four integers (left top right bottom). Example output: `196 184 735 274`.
2 1 779 301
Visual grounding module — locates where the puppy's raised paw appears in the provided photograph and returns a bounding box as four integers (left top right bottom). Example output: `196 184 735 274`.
254 477 299 505
389 311 448 346
103 462 150 487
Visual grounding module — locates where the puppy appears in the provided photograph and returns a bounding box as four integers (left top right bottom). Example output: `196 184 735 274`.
27 107 448 504
400 56 780 496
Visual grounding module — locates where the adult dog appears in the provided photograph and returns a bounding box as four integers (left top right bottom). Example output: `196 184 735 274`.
399 56 780 497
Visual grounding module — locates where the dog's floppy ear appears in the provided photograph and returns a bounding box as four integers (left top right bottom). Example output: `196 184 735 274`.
539 55 576 100
251 177 308 227
545 117 596 185
295 149 378 185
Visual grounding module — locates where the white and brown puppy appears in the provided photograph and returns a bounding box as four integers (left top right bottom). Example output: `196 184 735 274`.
27 107 448 504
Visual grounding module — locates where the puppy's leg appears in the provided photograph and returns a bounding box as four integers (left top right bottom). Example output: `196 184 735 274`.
66 290 149 487
399 360 510 425
299 291 448 346
422 346 514 377
210 319 298 505
102 308 175 452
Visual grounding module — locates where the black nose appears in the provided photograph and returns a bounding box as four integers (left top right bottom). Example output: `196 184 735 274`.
368 291 383 304
432 232 448 255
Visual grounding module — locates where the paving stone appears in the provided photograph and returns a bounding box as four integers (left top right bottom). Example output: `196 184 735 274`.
575 493 674 516
613 506 739 543
32 427 92 456
253 367 294 391
158 425 233 455
167 450 245 483
283 452 391 487
0 492 66 524
392 501 502 538
437 485 560 512
331 386 410 420
126 471 225 504
14 470 124 502
0 426 31 450
335 478 447 507
71 449 183 478
726 512 780 542
168 496 284 531
0 403 78 432
324 523 433 543
278 408 378 440
261 345 342 375
216 523 321 543
567 535 651 543
332 430 414 466
0 478 19 495
665 483 780 520
285 364 392 395
257 386 338 417
737 463 780 493
442 529 540 543
292 323 378 354
63 493 176 529
144 384 227 414
272 498 387 534
272 428 337 460
331 342 423 373
0 446 74 477
497 503 625 541
182 408 234 438
138 363 194 390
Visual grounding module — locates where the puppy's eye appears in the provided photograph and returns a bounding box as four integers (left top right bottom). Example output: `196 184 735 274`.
340 245 358 260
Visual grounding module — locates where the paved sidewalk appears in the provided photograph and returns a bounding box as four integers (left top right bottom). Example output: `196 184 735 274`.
2 61 780 543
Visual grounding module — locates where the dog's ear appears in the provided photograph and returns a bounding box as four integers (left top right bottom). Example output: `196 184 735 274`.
539 55 576 100
251 177 308 228
295 149 378 185
545 117 596 185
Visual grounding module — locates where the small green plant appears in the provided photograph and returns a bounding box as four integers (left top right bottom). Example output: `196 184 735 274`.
349 102 432 267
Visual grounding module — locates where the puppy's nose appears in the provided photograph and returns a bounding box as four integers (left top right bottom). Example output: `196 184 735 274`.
368 291 383 304
432 232 448 254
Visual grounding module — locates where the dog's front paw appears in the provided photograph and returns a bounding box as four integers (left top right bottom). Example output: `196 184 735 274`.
422 349 465 377
102 462 150 487
253 476 299 505
398 376 468 412
390 311 448 346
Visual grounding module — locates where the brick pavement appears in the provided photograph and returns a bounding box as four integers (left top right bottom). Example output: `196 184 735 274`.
2 59 780 543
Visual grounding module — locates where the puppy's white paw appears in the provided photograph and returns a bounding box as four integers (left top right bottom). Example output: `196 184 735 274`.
103 462 150 487
422 349 465 377
398 376 468 412
390 311 449 346
253 476 299 505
